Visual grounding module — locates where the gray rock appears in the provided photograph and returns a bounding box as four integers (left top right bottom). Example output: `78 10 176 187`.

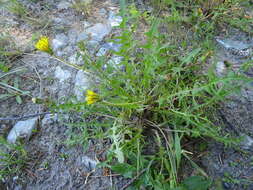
77 31 88 42
99 8 107 16
216 38 252 57
68 53 83 65
42 114 58 126
68 29 79 44
108 56 122 66
7 117 38 143
52 17 64 24
240 134 253 150
108 11 122 27
54 66 71 83
216 61 226 76
96 47 108 56
80 0 92 4
81 156 98 170
86 23 112 42
96 42 121 56
82 21 91 28
74 70 91 101
52 33 69 51
216 38 251 50
57 2 71 10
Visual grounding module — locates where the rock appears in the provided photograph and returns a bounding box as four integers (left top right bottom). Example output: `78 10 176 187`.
216 38 251 50
96 42 121 56
57 2 71 10
80 0 92 4
85 23 112 42
108 11 122 27
216 38 252 57
55 66 71 83
77 31 88 42
42 114 58 126
74 70 91 101
216 61 226 76
68 29 79 44
99 8 107 16
7 117 38 144
240 134 253 150
108 56 122 66
81 156 98 170
68 53 83 65
52 33 69 51
96 47 107 56
223 182 231 189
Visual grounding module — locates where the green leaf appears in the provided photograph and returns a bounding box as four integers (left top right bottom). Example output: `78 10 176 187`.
16 95 22 104
182 176 211 190
111 163 136 178
0 94 12 99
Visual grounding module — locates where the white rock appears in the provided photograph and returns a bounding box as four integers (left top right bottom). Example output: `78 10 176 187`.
216 61 226 76
55 66 71 83
240 135 253 150
86 23 112 42
108 11 122 27
77 32 88 42
99 8 107 16
42 114 58 126
57 2 71 10
7 117 38 143
68 53 83 65
52 33 69 51
74 70 90 101
81 156 97 170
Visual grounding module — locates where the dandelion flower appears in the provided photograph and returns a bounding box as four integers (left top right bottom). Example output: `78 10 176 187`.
35 36 53 55
86 90 99 105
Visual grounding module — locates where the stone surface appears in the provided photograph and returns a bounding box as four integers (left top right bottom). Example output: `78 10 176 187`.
74 70 91 101
57 2 71 10
54 66 71 83
240 134 253 150
68 53 83 65
81 156 98 170
41 114 58 126
7 117 38 143
77 31 88 42
216 37 253 58
108 11 122 27
99 8 107 16
96 41 121 56
85 23 112 42
52 33 69 51
216 61 226 76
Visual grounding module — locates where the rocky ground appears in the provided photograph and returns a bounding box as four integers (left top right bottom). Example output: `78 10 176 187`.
0 0 253 190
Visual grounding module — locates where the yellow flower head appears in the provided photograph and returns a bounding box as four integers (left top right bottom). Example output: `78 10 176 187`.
86 90 99 105
35 36 53 54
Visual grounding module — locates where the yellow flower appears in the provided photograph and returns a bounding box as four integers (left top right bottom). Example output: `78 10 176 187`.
85 90 99 105
35 36 53 54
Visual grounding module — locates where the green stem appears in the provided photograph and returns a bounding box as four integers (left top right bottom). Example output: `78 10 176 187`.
52 55 82 70
102 100 142 107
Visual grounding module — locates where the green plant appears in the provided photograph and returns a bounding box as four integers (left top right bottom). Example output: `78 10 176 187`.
0 137 28 180
34 1 252 189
